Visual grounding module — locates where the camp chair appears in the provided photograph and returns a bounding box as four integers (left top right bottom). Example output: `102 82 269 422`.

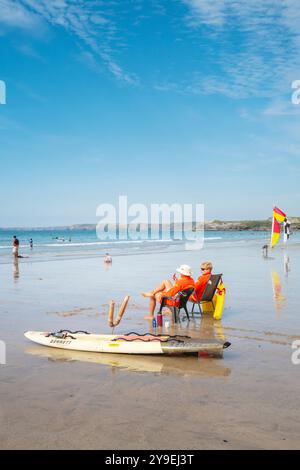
190 274 222 315
158 287 195 323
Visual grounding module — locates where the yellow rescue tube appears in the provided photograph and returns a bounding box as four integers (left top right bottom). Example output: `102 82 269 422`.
213 282 226 320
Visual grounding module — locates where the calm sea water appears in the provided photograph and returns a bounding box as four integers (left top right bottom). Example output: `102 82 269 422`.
0 228 298 263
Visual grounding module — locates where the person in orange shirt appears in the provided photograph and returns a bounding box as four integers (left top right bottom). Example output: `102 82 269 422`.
190 261 213 302
142 265 195 320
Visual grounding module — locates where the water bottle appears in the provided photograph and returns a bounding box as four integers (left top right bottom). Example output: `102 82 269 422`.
152 318 157 329
157 313 163 327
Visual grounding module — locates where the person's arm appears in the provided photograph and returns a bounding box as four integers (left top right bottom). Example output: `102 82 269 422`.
195 276 205 290
163 280 181 298
194 275 208 298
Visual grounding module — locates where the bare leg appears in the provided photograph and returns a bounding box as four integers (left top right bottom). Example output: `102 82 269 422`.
144 293 163 319
144 297 157 319
152 279 172 295
142 280 173 298
144 282 173 319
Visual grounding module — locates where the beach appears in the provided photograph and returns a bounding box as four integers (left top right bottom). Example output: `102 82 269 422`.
0 235 300 449
2 0 300 455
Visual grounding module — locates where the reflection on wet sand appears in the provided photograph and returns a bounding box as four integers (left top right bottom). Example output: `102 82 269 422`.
103 262 112 272
13 257 19 282
25 345 231 377
284 253 290 277
153 314 226 343
271 271 286 318
25 315 231 377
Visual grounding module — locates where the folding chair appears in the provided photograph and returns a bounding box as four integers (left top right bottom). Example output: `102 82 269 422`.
158 287 195 323
191 274 222 315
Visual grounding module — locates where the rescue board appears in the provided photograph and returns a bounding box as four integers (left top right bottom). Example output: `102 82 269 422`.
24 330 230 358
201 282 226 320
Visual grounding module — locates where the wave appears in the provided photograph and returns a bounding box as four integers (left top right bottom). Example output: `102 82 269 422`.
205 237 222 240
0 236 222 250
0 244 30 250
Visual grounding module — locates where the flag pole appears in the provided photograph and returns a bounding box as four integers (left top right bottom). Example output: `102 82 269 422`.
270 208 274 248
283 219 287 244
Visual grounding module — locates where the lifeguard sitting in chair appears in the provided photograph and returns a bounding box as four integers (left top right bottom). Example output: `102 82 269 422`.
142 265 195 320
190 261 213 304
190 262 226 320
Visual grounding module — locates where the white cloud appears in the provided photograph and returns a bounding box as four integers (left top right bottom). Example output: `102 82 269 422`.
183 0 225 26
2 0 300 98
263 100 300 117
181 0 300 99
15 43 44 61
0 0 40 29
0 0 138 85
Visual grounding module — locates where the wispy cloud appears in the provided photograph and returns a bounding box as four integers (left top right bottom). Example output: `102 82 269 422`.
0 0 40 29
14 81 48 104
2 0 300 99
183 0 225 27
0 0 139 85
179 0 300 99
263 100 300 117
15 43 45 61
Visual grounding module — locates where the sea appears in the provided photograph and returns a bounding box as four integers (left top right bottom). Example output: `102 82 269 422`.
1 228 298 264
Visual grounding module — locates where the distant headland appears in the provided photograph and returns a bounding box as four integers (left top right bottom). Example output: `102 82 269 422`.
1 217 300 232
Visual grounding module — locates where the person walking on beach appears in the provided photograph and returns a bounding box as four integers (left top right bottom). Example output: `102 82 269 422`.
142 265 195 320
12 235 19 258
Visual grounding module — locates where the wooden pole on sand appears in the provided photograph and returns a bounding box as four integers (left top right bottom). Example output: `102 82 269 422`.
107 296 130 329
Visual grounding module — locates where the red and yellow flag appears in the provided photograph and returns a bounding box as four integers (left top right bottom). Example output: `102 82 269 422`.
273 206 286 223
271 207 286 247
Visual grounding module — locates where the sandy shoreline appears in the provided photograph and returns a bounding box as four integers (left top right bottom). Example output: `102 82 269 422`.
1 243 300 449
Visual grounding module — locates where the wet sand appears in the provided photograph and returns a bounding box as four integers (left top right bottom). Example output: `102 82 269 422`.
1 242 300 449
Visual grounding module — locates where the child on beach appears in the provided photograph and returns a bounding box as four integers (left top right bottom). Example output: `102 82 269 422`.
142 264 195 319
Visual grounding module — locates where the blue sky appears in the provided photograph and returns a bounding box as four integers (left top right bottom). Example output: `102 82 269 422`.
1 0 300 226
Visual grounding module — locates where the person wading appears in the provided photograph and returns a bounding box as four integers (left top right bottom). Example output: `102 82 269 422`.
12 235 20 258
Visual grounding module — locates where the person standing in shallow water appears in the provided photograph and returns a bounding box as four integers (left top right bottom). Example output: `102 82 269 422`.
29 238 33 249
104 253 112 263
12 235 19 258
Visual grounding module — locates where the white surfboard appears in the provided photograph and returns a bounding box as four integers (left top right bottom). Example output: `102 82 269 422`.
24 331 230 357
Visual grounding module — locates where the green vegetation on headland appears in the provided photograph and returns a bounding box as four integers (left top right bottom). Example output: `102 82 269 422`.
202 217 299 231
1 217 300 231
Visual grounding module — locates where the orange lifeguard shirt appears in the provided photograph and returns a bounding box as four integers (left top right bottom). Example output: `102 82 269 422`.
164 275 195 298
190 272 211 302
